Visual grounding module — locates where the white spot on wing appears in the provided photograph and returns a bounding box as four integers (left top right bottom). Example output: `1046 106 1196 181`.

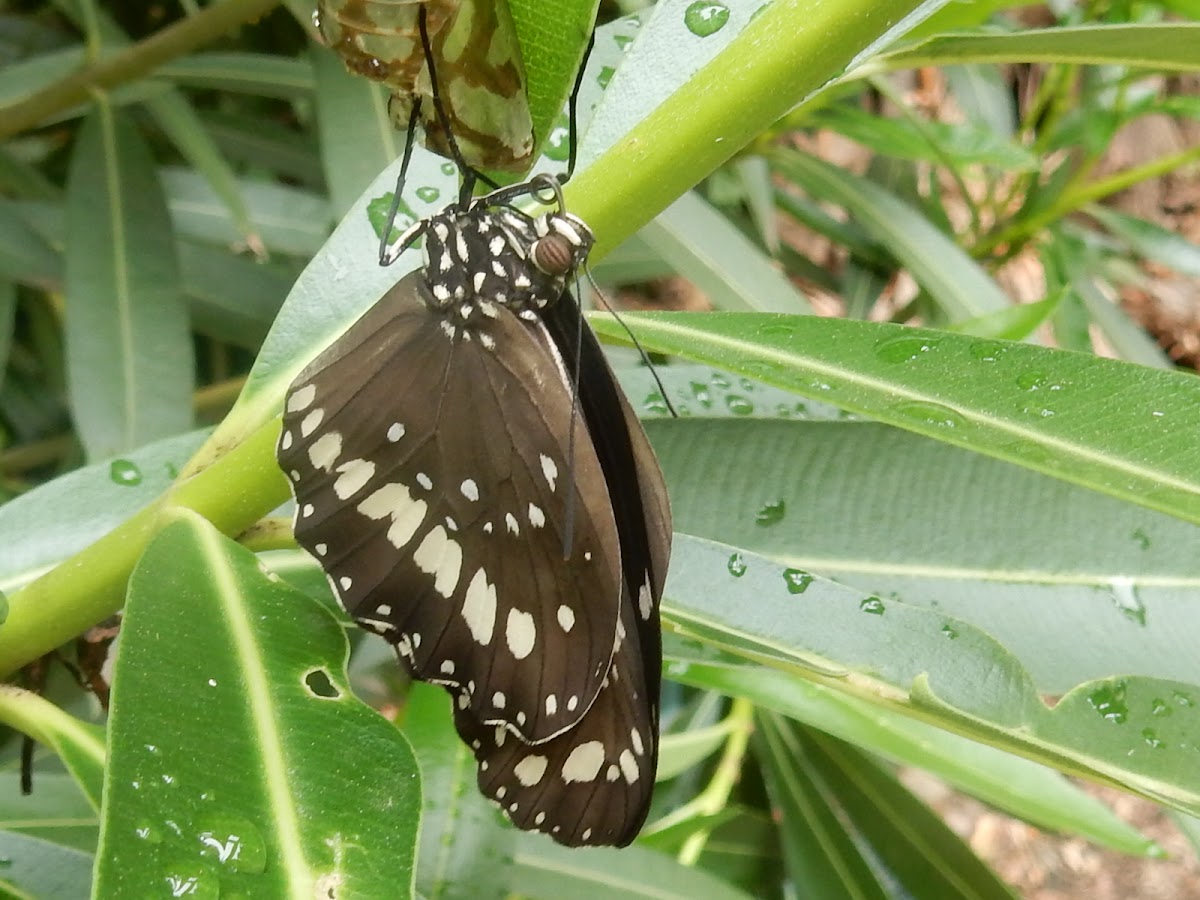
540 455 558 491
493 691 506 708
299 409 324 438
279 430 293 450
505 512 519 535
417 472 433 490
505 609 536 659
287 384 316 412
358 483 426 549
561 742 605 783
557 606 575 632
527 503 545 528
339 576 352 590
631 728 644 755
413 526 462 598
440 660 455 675
460 479 479 501
462 569 497 645
333 458 375 499
308 432 342 471
639 579 654 620
387 423 405 442
545 694 557 716
514 755 548 787
619 749 639 784
315 543 328 557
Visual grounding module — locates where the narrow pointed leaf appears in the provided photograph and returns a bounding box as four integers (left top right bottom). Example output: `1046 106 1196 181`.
65 104 193 460
95 513 420 898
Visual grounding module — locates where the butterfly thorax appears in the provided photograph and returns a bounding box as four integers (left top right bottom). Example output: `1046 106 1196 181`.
416 204 595 329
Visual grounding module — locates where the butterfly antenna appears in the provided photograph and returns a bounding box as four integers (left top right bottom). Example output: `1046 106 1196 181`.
378 100 424 266
585 267 678 418
417 6 498 207
562 30 595 184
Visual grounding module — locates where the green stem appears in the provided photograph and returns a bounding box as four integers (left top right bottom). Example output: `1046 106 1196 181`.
0 418 289 677
676 697 755 866
568 0 927 259
980 141 1200 257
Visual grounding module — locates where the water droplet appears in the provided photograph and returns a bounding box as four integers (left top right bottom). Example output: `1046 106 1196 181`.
894 401 965 430
782 569 813 594
1016 371 1064 393
135 821 163 843
110 459 143 486
941 624 958 639
614 33 636 51
165 461 180 479
1108 577 1146 626
1131 528 1150 550
875 334 940 364
859 597 885 615
725 394 754 415
196 816 267 873
684 1 730 36
755 499 786 526
441 162 455 176
1142 728 1165 749
689 382 713 408
968 341 1006 362
1173 690 1195 708
1019 403 1057 419
597 65 615 89
1150 697 1171 717
727 553 747 577
162 866 216 899
774 403 792 418
1086 680 1128 723
642 393 669 415
415 186 440 203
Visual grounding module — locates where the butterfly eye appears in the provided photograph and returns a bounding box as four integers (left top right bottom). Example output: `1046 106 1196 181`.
532 233 577 277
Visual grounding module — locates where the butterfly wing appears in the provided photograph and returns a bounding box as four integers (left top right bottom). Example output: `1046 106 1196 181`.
279 272 624 742
455 295 673 847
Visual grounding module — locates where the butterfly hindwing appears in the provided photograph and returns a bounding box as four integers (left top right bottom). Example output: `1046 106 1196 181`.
279 271 624 743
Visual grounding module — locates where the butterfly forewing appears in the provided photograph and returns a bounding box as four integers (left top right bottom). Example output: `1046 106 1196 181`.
279 272 623 742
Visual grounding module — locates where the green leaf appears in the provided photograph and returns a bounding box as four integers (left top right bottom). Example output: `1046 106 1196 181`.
664 535 1200 819
773 719 1019 899
876 23 1200 72
0 429 209 597
772 150 1012 319
675 658 1152 855
95 512 421 897
595 313 1200 526
311 48 401 218
0 831 94 899
0 690 105 809
0 772 99 853
64 103 194 461
639 191 813 313
509 836 755 900
405 683 515 900
753 715 889 898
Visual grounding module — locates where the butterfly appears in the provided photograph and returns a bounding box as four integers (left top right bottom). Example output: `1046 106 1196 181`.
278 175 671 845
